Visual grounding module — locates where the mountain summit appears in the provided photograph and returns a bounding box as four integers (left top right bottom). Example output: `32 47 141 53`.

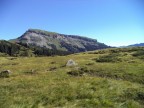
14 29 109 53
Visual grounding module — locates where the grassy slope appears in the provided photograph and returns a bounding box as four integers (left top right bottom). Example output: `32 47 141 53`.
0 47 144 108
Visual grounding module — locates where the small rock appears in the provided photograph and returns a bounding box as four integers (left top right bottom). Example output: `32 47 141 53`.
0 70 12 78
66 59 77 67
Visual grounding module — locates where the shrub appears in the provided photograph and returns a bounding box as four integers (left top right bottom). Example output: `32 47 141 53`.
67 69 84 76
50 61 56 64
96 53 121 63
67 67 90 76
49 67 57 71
132 51 144 57
123 88 144 101
136 92 144 100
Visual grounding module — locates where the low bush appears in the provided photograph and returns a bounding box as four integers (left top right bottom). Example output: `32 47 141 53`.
123 88 144 101
0 72 9 78
96 53 121 63
67 68 84 76
132 51 144 57
67 67 90 76
49 67 57 71
0 70 11 78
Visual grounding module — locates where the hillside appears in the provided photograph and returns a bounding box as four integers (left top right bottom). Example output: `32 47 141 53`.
128 43 144 47
0 47 144 107
12 29 109 53
120 43 144 48
0 40 33 56
0 40 74 57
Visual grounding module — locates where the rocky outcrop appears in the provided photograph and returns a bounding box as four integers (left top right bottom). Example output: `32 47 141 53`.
66 59 77 67
14 29 110 53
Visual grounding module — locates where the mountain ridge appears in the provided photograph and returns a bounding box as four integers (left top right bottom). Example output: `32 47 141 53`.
119 43 144 48
128 43 144 47
0 29 111 56
12 29 110 53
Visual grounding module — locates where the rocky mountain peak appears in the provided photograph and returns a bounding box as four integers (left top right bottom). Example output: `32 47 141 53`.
15 29 109 53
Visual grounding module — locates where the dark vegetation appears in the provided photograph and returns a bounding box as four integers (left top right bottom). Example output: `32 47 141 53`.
132 50 144 59
0 40 72 57
96 53 122 63
0 40 33 56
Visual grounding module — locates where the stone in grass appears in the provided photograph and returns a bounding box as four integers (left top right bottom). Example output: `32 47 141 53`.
0 70 12 78
66 59 77 67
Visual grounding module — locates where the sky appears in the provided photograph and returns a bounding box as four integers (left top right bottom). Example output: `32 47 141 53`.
0 0 144 46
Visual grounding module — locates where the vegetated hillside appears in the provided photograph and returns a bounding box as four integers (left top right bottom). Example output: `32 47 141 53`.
0 40 72 56
0 47 144 107
0 40 33 56
12 29 109 53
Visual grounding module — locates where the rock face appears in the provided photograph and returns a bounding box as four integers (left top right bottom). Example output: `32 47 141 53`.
66 59 77 66
14 29 109 53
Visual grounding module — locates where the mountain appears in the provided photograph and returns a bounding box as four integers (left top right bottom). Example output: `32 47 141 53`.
119 43 144 48
12 29 109 53
128 43 144 47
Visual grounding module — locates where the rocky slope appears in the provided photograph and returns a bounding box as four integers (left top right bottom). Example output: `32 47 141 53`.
14 29 109 53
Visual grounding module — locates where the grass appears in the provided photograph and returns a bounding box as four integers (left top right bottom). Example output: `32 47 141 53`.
0 47 144 108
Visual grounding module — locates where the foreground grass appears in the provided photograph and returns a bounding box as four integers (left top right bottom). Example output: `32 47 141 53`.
0 47 144 108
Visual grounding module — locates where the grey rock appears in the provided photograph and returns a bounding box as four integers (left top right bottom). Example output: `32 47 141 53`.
66 59 77 66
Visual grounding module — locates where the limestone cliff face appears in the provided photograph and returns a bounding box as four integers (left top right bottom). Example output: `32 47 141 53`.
16 29 109 53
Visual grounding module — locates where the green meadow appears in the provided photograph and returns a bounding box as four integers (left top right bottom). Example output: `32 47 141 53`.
0 47 144 108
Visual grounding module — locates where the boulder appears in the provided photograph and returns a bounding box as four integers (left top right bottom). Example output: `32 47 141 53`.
0 70 12 78
66 59 77 66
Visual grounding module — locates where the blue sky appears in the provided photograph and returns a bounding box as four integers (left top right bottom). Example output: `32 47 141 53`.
0 0 144 46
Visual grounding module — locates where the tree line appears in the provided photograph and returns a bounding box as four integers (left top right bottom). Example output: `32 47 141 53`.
0 40 72 57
